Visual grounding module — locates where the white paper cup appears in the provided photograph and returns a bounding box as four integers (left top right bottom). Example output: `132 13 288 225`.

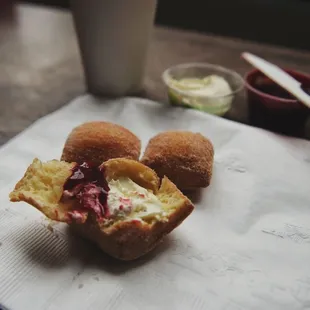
71 0 157 97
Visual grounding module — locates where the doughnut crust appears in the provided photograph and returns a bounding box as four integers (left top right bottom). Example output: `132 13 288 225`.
61 122 141 166
9 158 194 261
141 131 214 190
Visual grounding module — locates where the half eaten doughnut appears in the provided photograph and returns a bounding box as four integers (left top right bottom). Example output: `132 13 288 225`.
9 158 194 261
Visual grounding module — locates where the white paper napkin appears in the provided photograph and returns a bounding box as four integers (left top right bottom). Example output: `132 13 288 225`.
1 95 310 310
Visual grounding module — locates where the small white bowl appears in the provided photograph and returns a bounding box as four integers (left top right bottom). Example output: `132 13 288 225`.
162 63 244 116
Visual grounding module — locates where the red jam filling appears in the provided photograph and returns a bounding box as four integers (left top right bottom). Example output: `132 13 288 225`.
62 162 110 222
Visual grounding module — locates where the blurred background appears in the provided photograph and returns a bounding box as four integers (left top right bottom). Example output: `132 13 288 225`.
20 0 310 51
0 0 310 142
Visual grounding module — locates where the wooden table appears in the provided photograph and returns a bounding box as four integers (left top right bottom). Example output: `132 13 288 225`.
1 3 310 146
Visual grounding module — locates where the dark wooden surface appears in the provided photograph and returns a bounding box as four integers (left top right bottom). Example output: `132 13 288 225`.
24 0 310 51
1 3 310 146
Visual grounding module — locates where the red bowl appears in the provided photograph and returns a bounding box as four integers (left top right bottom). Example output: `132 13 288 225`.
245 68 310 137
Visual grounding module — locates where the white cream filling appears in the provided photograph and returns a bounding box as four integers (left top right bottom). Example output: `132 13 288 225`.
107 177 165 220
